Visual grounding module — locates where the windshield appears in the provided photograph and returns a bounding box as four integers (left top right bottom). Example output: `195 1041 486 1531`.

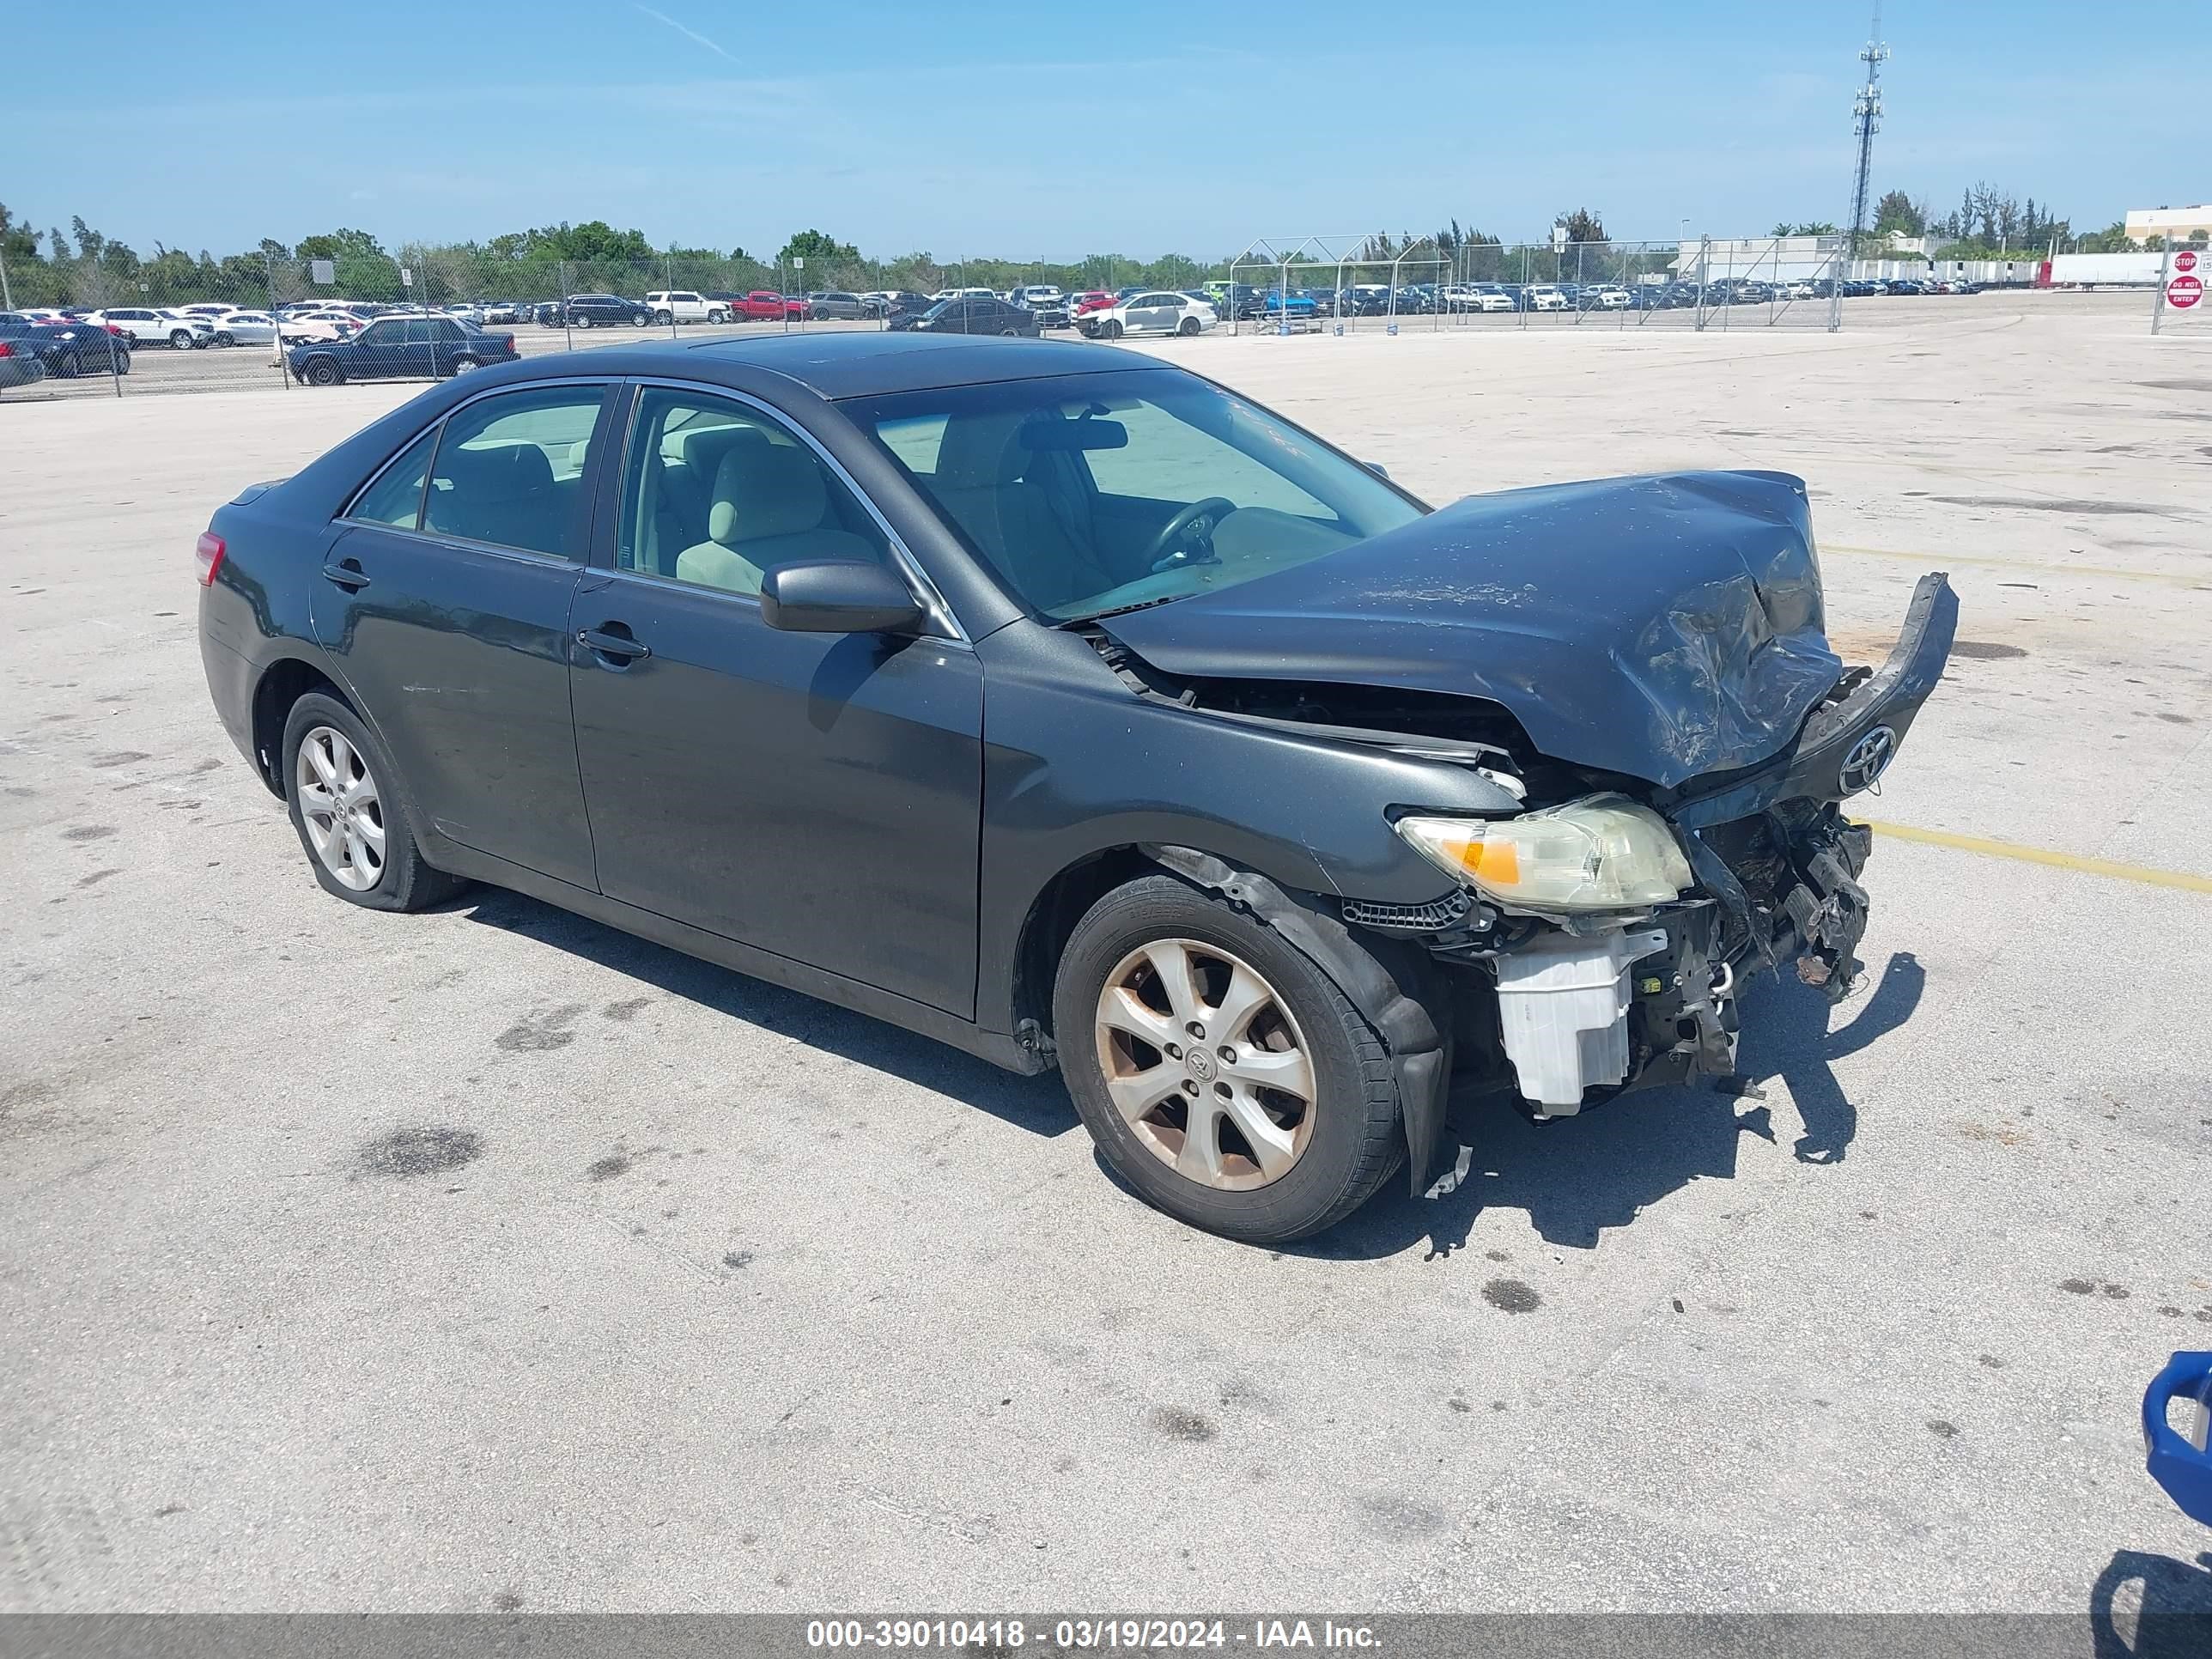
842 368 1425 621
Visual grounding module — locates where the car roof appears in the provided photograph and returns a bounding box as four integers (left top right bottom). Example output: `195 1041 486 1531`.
674 331 1165 398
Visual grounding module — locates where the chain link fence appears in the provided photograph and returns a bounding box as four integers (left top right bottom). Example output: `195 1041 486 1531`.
0 233 2050 403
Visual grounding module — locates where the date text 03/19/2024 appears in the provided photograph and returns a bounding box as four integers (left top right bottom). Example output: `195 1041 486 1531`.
804 1620 1381 1650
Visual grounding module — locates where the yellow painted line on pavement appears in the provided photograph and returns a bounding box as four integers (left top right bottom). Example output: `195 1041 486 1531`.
1862 820 2212 895
1821 544 2212 591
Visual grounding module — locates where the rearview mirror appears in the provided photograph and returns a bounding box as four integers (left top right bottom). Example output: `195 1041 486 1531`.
760 561 925 635
1018 418 1127 452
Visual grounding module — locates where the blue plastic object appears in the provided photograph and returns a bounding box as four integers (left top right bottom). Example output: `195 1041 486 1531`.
2143 1351 2212 1526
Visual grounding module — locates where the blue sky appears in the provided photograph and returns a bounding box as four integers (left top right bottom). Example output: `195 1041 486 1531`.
2 2 2197 259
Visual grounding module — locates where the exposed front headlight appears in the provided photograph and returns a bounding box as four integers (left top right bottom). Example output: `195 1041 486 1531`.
1395 794 1694 913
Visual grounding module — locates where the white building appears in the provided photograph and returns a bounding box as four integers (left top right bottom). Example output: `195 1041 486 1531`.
2124 205 2212 246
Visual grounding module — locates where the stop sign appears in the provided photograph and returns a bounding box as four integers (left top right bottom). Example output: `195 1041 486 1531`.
2169 275 2203 310
2176 249 2199 273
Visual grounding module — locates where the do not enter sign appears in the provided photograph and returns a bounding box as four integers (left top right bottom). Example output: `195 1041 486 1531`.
2169 275 2203 310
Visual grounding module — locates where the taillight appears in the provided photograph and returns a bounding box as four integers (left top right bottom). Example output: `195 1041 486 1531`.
195 532 226 586
0 343 12 358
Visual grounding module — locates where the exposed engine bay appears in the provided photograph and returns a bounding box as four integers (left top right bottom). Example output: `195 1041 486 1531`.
1092 557 1958 1127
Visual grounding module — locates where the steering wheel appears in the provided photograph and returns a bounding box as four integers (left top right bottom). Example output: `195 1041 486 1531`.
1144 497 1237 574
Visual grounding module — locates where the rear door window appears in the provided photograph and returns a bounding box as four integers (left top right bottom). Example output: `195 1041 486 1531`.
422 386 609 558
346 428 439 529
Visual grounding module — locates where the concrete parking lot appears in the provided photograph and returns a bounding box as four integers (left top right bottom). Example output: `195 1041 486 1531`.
3 293 2209 1616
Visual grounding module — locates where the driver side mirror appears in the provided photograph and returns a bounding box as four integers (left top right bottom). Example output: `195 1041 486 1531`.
760 560 925 635
1364 460 1390 479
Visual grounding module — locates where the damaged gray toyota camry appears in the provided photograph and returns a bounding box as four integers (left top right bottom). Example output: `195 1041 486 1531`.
197 333 1955 1244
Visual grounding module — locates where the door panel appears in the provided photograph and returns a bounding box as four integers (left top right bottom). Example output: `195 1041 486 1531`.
568 574 983 1015
308 383 615 889
313 526 593 885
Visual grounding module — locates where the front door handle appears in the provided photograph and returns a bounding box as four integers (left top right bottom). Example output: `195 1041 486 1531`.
321 559 370 590
577 627 651 663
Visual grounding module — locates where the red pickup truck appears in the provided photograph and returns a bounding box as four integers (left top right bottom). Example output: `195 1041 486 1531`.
730 291 809 322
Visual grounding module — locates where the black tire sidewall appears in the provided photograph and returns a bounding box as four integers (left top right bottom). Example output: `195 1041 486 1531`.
1053 874 1399 1244
279 692 447 912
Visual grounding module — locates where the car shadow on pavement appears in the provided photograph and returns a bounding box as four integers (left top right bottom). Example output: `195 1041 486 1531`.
459 890 1078 1139
2087 1549 2212 1658
1292 951 1928 1261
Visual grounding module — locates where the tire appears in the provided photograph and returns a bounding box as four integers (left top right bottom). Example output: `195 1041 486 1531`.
52 352 76 379
281 691 465 913
215 331 235 348
448 356 480 375
654 310 672 325
999 327 1018 336
169 330 195 350
1177 316 1199 337
1052 874 1402 1244
573 313 591 329
708 309 727 325
304 358 341 386
1103 319 1123 339
112 350 131 376
631 312 650 327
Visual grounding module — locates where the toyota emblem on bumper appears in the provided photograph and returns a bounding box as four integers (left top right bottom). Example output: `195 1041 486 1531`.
1838 725 1899 796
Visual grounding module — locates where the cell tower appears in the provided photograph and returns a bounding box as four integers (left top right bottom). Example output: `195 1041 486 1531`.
1830 6 1888 332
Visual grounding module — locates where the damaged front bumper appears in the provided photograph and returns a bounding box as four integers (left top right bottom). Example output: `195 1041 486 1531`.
1382 573 1957 1121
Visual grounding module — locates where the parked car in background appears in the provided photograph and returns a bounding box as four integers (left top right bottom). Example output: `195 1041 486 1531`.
87 307 212 349
288 315 520 385
208 311 278 347
803 292 871 321
1256 290 1320 322
724 292 796 322
0 313 130 380
481 301 522 324
644 291 730 325
560 294 653 329
280 309 363 343
1076 291 1217 339
888 295 1040 336
877 291 934 320
1008 285 1065 313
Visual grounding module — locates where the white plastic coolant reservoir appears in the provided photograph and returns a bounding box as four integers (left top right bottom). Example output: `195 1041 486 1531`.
1492 927 1668 1113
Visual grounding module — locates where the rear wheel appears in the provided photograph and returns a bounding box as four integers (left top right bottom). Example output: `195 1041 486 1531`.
448 356 480 375
282 692 465 913
1177 316 1200 336
1053 874 1402 1243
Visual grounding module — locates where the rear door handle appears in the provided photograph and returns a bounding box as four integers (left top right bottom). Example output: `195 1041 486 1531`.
577 627 651 663
321 560 370 590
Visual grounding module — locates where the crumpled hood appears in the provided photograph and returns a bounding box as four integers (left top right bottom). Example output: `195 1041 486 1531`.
1099 470 1843 788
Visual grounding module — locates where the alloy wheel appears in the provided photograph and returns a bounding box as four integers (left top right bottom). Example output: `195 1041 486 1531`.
1092 939 1316 1191
295 726 386 892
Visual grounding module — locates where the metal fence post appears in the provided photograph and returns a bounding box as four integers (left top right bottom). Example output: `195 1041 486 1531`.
2151 243 2173 335
267 251 289 389
561 261 574 351
667 252 678 339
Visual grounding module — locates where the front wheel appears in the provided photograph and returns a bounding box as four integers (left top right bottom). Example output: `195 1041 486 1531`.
631 312 651 327
304 358 341 386
215 331 235 347
707 309 726 324
573 314 591 329
1053 874 1402 1244
654 310 672 325
169 330 196 350
1103 319 1123 339
282 692 465 912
